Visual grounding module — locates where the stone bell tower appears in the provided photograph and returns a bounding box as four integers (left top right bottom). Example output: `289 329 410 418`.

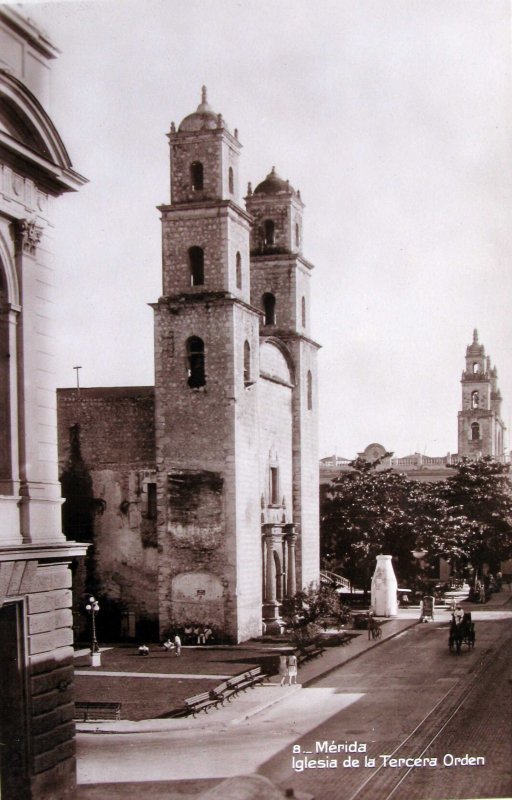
457 329 506 459
153 88 262 643
246 168 320 615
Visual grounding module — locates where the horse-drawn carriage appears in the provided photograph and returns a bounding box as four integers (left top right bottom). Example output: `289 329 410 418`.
448 611 475 654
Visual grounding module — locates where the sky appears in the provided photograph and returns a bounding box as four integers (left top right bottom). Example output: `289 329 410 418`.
13 0 512 459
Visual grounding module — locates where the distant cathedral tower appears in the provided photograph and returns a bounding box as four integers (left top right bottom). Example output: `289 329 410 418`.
152 90 320 642
457 330 505 459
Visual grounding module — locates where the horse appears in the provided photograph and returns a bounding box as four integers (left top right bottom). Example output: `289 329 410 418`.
448 612 475 654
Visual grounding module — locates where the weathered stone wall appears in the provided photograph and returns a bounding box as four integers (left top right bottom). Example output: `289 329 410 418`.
170 128 241 204
160 204 251 299
154 294 262 641
57 388 158 637
57 387 155 468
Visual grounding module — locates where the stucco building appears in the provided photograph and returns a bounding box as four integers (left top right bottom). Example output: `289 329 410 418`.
0 8 87 799
58 89 320 643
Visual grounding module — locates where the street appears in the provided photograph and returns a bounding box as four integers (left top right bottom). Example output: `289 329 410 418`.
76 604 512 800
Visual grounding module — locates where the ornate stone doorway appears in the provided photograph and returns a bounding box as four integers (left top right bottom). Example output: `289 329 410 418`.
261 523 297 633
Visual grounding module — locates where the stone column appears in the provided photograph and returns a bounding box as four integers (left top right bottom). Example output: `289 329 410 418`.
284 525 297 597
262 524 284 634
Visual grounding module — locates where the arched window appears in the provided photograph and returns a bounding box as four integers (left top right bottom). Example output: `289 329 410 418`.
263 293 276 326
473 362 479 374
228 166 234 194
270 466 279 505
191 161 204 191
236 252 242 289
471 390 479 409
301 296 306 328
244 341 251 385
189 246 204 286
295 222 300 247
307 370 313 410
263 219 275 246
471 422 480 441
186 336 206 388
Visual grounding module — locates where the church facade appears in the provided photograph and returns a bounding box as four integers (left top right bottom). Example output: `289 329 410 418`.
57 89 320 643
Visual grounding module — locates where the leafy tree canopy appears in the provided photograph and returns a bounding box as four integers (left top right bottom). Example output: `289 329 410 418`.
438 457 512 573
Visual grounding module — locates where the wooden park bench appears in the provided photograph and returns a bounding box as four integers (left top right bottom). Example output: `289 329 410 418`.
74 701 121 722
297 643 325 665
183 690 220 716
173 667 268 717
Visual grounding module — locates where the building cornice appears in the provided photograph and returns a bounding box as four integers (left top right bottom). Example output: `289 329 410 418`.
0 541 89 562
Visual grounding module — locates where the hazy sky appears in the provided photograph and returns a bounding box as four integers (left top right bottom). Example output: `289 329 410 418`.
16 0 512 459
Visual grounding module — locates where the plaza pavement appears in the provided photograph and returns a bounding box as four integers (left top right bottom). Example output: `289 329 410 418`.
74 589 512 799
74 606 428 735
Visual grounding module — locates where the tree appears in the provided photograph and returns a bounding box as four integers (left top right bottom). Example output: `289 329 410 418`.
321 455 448 588
280 583 350 649
320 455 476 590
438 457 512 574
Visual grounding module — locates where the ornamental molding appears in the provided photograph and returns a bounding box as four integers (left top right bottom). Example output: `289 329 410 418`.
20 218 43 255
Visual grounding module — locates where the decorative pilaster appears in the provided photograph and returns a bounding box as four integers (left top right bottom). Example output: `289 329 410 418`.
284 525 297 597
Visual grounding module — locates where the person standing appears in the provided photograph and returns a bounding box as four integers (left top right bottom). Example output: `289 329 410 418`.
278 653 288 686
287 653 298 685
174 634 181 656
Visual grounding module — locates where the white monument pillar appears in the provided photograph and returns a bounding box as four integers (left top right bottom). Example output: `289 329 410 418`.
371 554 398 617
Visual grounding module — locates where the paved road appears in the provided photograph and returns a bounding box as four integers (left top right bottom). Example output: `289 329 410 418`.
77 605 512 799
260 610 512 800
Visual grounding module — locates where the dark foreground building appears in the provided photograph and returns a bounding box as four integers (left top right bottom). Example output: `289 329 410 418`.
0 9 87 799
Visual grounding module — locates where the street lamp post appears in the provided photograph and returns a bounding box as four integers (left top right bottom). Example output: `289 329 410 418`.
85 596 101 667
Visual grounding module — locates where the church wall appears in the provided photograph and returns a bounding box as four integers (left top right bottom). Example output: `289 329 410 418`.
258 375 293 520
250 254 296 330
233 304 262 640
154 299 240 639
57 389 157 636
290 339 320 590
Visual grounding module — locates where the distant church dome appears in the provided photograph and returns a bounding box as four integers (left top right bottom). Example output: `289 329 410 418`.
467 328 485 356
254 167 293 195
179 86 220 132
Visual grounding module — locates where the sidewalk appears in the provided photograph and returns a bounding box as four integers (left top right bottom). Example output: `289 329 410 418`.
75 588 512 736
76 615 418 735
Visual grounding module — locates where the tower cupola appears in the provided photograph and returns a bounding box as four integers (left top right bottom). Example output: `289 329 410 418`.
246 167 304 256
167 86 242 206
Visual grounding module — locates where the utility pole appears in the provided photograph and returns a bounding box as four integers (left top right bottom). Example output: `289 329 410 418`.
73 365 82 393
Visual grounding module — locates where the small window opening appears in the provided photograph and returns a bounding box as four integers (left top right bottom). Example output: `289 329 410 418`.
147 483 157 520
472 362 479 374
295 222 300 247
471 422 480 441
301 296 306 328
244 341 251 386
236 252 242 289
270 466 279 505
191 161 204 191
263 219 275 246
307 370 313 410
471 390 479 409
263 293 276 326
189 246 204 286
228 166 234 194
187 336 206 388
